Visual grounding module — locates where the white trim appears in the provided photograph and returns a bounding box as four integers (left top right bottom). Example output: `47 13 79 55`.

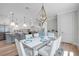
57 8 78 15
61 40 78 47
77 10 79 48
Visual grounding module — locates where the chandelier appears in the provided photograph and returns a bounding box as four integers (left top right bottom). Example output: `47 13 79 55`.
40 4 47 25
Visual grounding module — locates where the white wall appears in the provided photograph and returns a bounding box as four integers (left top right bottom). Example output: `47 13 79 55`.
77 10 79 47
57 10 78 46
47 16 57 31
73 11 78 46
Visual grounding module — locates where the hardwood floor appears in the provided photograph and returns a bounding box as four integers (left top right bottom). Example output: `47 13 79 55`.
0 40 79 56
60 42 79 56
0 40 18 56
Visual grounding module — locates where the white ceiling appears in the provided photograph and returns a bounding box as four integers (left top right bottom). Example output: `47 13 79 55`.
0 3 79 25
0 3 79 16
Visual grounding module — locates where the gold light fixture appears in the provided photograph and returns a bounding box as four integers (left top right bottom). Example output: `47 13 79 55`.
40 4 47 25
39 4 48 36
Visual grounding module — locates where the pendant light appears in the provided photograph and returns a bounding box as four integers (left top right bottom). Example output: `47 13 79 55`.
40 4 47 25
15 24 18 28
23 16 27 27
15 18 18 28
10 12 15 26
39 4 48 36
30 18 33 26
10 21 15 26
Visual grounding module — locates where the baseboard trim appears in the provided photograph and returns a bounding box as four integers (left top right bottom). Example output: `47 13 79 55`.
61 41 78 47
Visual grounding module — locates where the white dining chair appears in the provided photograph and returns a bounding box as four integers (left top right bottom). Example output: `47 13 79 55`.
38 36 62 56
48 32 54 38
15 39 38 56
34 33 39 37
50 36 61 56
15 39 26 56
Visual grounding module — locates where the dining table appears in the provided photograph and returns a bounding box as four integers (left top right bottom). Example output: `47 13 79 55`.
20 32 55 56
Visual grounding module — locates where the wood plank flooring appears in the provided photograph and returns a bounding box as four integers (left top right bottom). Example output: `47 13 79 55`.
0 40 18 56
0 40 79 56
60 42 79 56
